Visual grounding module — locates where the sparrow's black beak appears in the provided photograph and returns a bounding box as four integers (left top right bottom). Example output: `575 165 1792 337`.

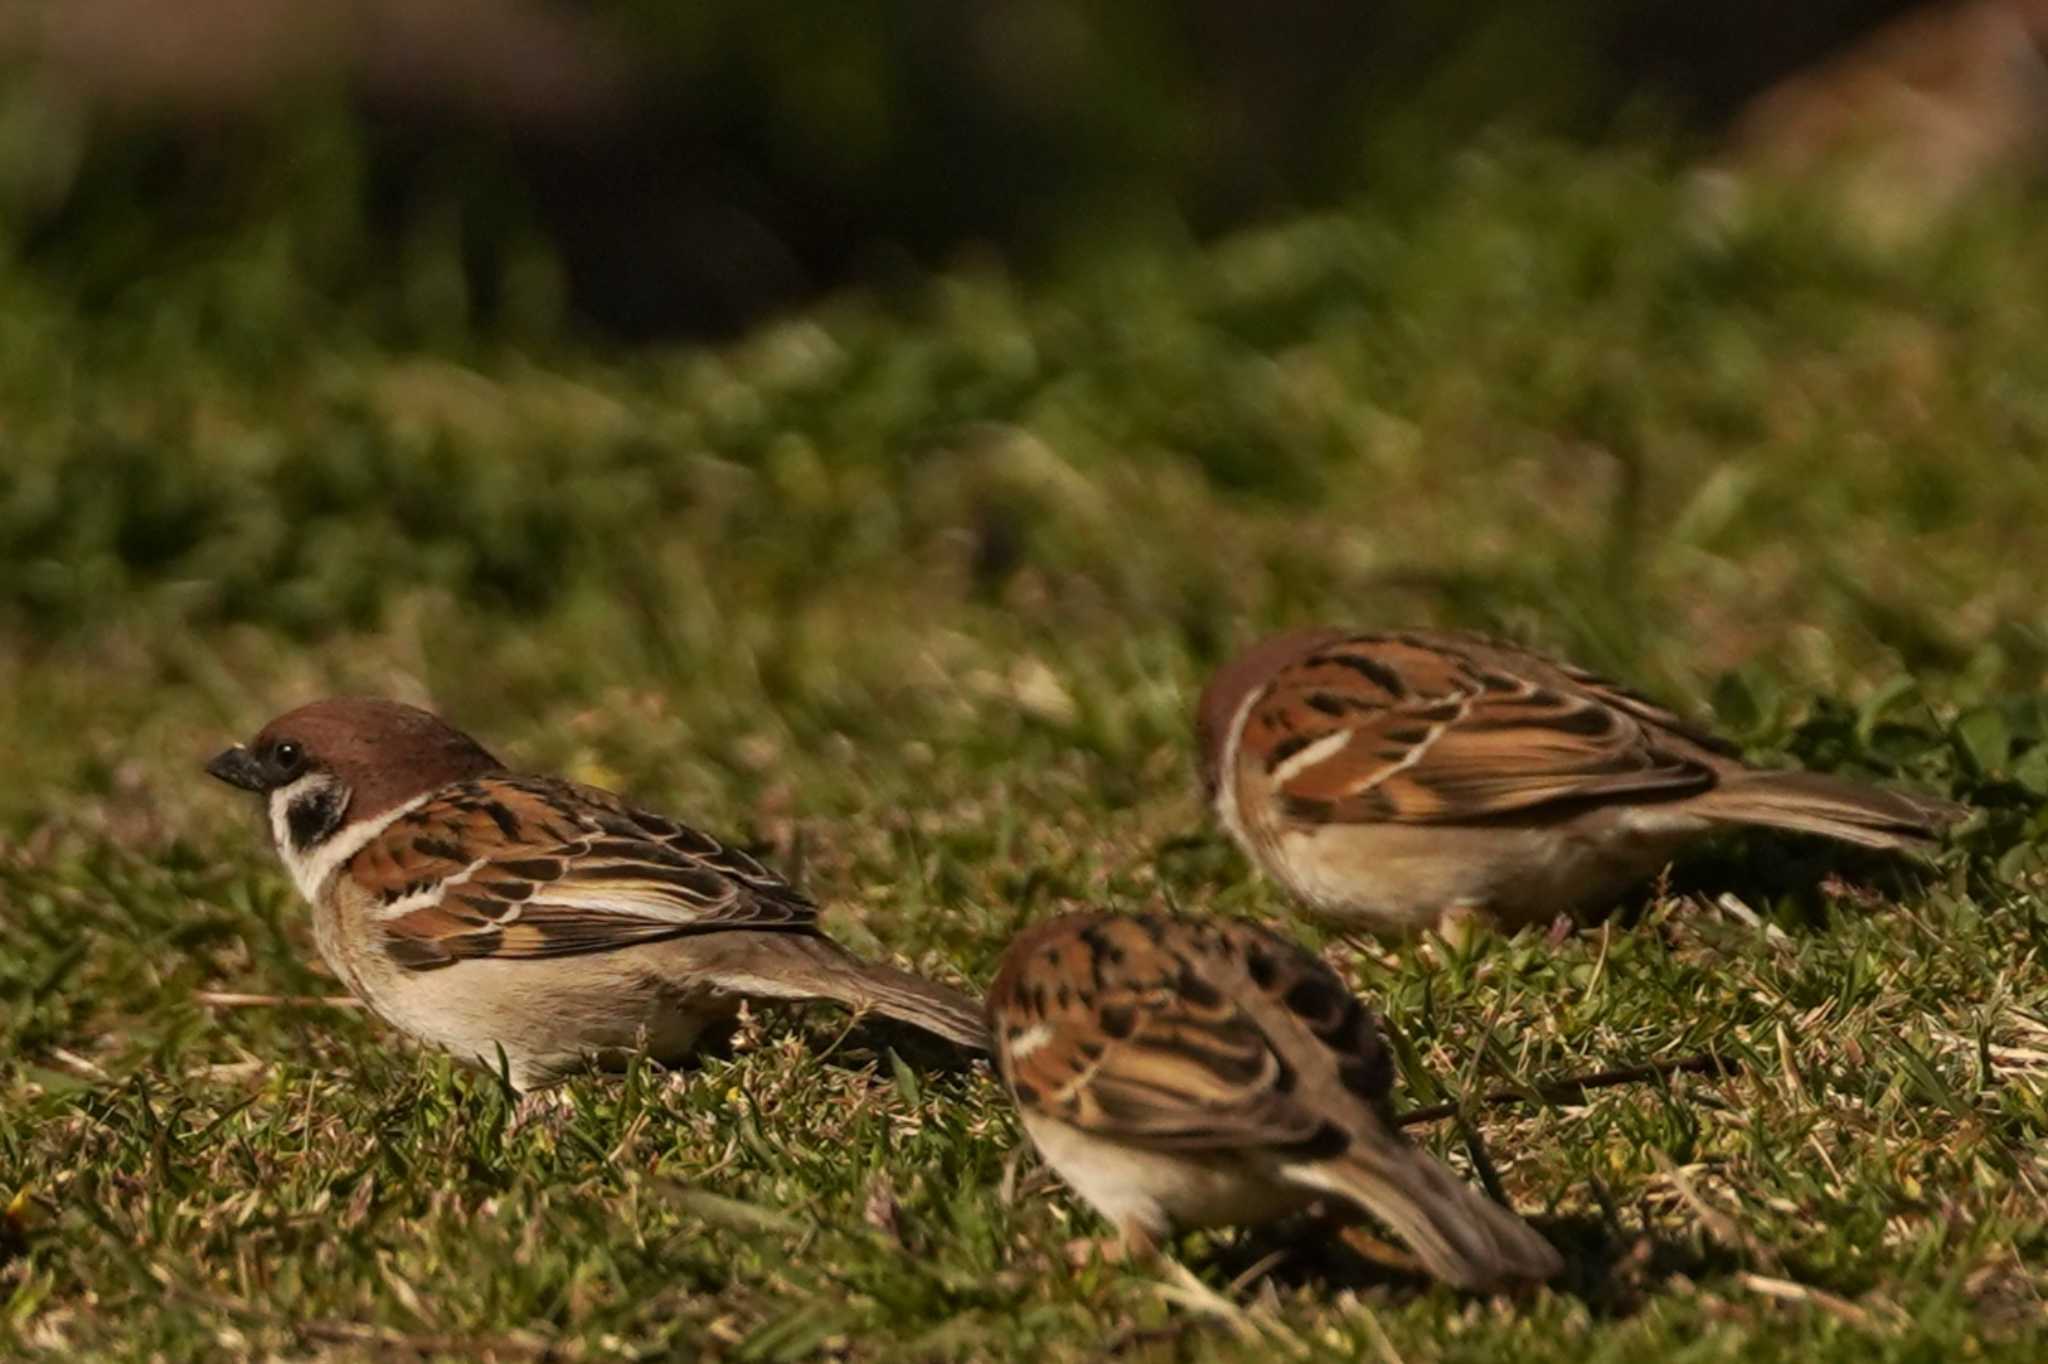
206 745 268 793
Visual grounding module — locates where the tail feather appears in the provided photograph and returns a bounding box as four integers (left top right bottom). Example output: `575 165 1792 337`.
1307 1144 1562 1291
835 955 992 1053
701 932 991 1053
1696 769 1963 851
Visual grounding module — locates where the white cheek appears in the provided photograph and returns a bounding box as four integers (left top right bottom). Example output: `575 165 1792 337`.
267 775 341 902
266 779 432 904
268 774 318 849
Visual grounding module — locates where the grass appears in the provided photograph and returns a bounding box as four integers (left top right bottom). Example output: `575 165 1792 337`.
4 140 2048 1358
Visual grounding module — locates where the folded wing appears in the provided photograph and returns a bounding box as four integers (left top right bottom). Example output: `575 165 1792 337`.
993 918 1350 1153
1244 632 1718 823
342 775 817 970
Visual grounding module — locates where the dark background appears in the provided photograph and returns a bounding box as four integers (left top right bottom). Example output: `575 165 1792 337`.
12 0 1928 340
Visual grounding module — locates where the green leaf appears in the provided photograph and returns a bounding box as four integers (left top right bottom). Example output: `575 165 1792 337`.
1954 706 2012 777
2013 743 2048 797
1995 840 2045 886
1711 668 1772 739
889 1048 922 1109
1854 674 1920 747
1377 1015 1446 1107
1893 1039 1972 1123
652 1182 804 1235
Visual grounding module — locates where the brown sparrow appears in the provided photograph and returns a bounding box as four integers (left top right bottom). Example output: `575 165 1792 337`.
205 698 988 1090
1197 628 1961 937
987 912 1562 1290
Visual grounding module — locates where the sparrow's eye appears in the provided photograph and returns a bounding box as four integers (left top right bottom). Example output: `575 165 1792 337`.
270 741 304 776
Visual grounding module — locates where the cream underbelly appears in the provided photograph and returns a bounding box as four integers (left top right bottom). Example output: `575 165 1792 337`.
322 924 734 1088
1021 1112 1314 1236
1268 810 1706 935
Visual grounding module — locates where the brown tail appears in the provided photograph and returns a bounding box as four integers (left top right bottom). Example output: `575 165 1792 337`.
700 932 991 1053
1694 769 1963 852
1315 1143 1562 1291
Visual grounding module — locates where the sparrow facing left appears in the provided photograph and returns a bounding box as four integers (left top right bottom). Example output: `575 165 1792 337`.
1197 628 1963 938
987 912 1563 1290
206 698 988 1090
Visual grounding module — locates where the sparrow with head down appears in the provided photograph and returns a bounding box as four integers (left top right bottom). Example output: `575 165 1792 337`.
206 698 987 1090
1196 628 1962 938
987 912 1562 1290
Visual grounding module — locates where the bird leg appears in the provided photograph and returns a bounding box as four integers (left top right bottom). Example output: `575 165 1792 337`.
1337 932 1401 968
1064 1221 1159 1267
1332 1222 1428 1276
1430 903 1493 952
1292 1201 1430 1278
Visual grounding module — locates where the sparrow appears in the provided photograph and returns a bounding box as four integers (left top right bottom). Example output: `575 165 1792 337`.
205 698 988 1090
987 912 1562 1290
1196 628 1963 937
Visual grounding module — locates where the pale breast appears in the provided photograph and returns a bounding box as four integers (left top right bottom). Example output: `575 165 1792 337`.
313 880 740 1089
1270 814 1711 934
1020 1111 1311 1238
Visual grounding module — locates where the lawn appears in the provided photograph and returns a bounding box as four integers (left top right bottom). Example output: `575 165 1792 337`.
3 142 2047 1360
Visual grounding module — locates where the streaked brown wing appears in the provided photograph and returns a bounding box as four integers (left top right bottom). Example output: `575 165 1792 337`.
1467 632 1739 759
345 775 817 970
1243 633 1715 823
991 917 1329 1152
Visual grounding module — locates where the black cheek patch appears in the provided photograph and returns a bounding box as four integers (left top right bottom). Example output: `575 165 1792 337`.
286 786 348 852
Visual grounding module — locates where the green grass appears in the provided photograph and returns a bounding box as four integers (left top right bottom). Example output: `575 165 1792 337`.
5 141 2048 1359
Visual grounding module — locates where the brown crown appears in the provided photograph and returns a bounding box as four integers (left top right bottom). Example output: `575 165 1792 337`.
248 698 505 821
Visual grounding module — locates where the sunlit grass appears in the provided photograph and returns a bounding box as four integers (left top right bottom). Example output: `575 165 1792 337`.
3 143 2046 1359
